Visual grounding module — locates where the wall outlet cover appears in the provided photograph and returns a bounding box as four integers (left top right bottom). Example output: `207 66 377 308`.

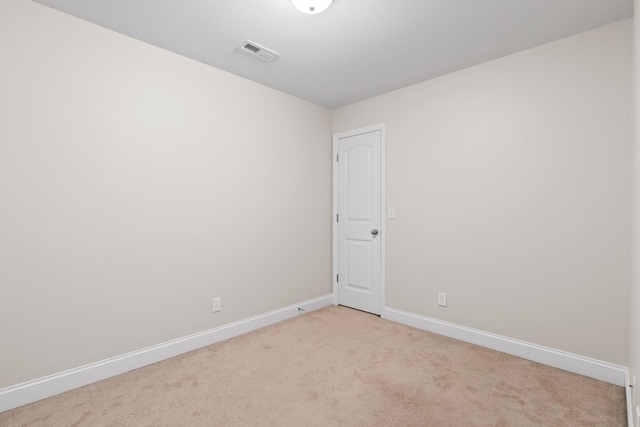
212 297 221 313
438 292 447 307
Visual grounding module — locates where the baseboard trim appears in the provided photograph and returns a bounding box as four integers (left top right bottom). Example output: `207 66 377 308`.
627 370 635 427
382 307 627 387
0 294 333 413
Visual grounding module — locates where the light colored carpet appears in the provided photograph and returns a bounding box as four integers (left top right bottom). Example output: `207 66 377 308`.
0 306 627 426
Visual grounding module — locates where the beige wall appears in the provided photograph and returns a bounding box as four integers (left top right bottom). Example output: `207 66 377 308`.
0 0 633 393
630 0 640 415
334 19 632 365
0 0 332 388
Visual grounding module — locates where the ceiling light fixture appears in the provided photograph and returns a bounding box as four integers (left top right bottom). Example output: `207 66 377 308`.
291 0 333 14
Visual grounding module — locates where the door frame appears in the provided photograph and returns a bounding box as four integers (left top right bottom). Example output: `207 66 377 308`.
332 123 386 314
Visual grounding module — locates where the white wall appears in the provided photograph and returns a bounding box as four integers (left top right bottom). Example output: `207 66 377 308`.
334 19 632 365
630 0 640 416
0 0 332 389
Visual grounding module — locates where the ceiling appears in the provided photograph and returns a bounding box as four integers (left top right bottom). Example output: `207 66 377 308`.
33 0 633 109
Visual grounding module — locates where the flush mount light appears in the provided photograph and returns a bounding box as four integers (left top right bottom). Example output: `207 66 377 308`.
291 0 333 14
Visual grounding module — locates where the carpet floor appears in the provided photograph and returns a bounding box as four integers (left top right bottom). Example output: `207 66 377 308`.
0 305 627 426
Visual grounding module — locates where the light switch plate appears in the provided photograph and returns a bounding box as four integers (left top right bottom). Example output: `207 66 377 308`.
388 207 395 219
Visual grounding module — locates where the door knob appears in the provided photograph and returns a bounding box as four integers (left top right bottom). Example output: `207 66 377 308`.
371 229 379 236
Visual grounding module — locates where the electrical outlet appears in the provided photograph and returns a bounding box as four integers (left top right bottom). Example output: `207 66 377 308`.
438 292 447 307
212 297 221 313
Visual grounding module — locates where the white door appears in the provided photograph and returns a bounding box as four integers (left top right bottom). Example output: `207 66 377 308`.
334 125 384 315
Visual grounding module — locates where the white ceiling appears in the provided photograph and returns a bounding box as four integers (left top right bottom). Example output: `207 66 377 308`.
33 0 633 109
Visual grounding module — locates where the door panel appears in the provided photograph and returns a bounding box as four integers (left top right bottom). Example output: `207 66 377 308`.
336 129 382 315
346 146 372 221
345 239 372 293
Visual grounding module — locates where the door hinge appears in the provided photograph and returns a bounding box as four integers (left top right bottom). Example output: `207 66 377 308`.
336 153 339 161
336 214 339 222
337 274 339 282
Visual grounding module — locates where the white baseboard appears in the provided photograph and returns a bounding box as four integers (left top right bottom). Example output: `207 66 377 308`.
626 370 635 427
382 307 627 387
0 294 333 413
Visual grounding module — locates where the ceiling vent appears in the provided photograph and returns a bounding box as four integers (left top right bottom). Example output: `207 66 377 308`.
239 40 279 62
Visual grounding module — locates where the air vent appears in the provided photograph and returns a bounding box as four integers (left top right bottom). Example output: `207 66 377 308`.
239 40 279 62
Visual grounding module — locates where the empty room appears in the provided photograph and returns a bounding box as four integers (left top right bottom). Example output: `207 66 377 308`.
1 0 640 425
